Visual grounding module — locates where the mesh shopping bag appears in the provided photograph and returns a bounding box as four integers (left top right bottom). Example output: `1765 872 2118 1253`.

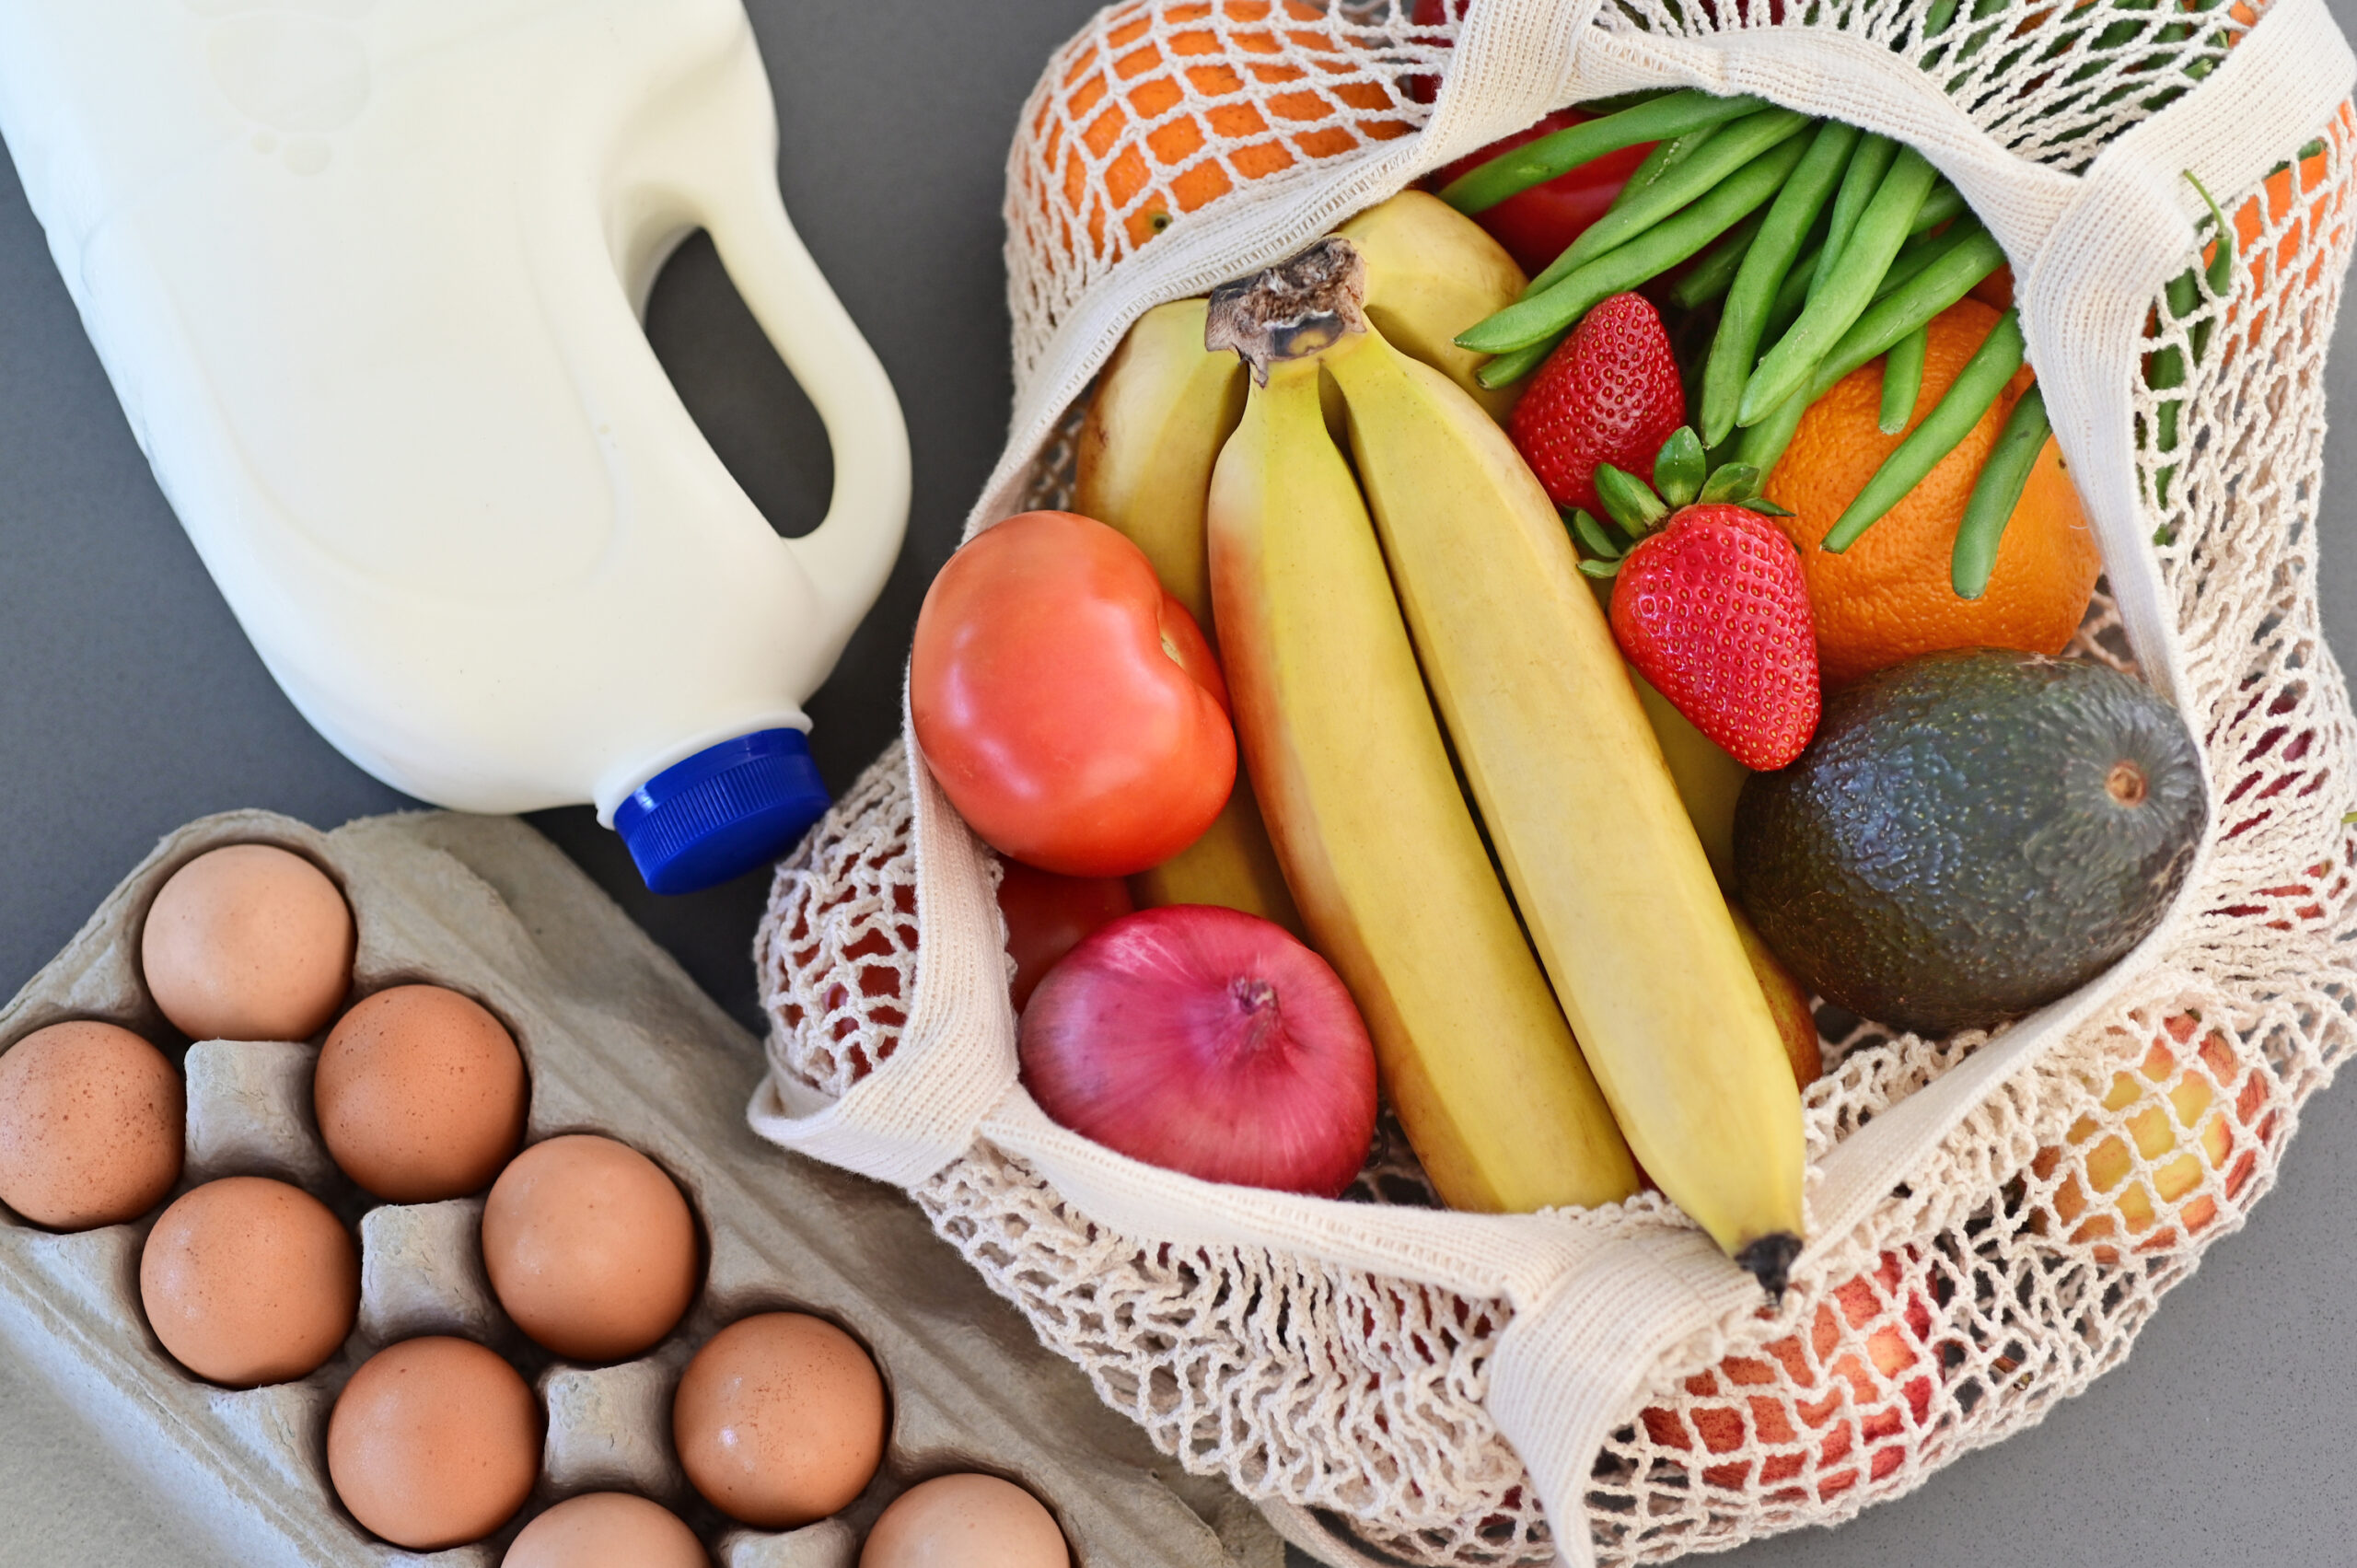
746 3 2357 1562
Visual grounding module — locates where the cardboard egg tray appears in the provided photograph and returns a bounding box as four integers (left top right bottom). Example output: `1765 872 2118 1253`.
0 808 1280 1568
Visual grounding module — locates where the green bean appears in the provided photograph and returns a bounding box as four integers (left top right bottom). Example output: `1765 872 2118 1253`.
2150 172 2235 507
1667 208 1768 309
1810 134 1896 300
1731 230 2007 477
1515 131 1701 299
1766 238 1822 337
1574 88 1679 115
1732 385 1809 476
2189 172 2234 359
1879 326 1927 434
1738 145 1940 425
1909 180 1967 237
1526 108 1814 295
1822 308 2023 553
1460 134 1811 356
1874 216 1986 304
1440 89 1768 215
1953 385 2049 598
1476 337 1556 390
1698 121 1859 447
1820 229 2008 388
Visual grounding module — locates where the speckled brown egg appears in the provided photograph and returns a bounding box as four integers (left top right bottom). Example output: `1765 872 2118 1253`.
860 1474 1070 1568
482 1133 699 1363
139 1176 357 1386
314 985 527 1202
673 1312 887 1528
328 1335 540 1550
0 1020 182 1229
502 1493 708 1568
141 844 354 1042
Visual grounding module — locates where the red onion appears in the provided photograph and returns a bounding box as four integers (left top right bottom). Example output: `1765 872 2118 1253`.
1019 905 1377 1198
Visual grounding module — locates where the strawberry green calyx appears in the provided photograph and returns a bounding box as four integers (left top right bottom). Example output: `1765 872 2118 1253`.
1570 509 1627 578
1204 238 1368 384
1567 425 1795 575
1653 425 1708 507
1698 461 1791 514
1594 463 1668 537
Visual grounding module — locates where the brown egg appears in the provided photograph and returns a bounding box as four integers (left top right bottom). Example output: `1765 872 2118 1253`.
315 985 528 1201
860 1475 1070 1568
503 1493 708 1568
482 1134 699 1363
673 1313 887 1527
328 1336 540 1550
139 1176 357 1386
0 1020 182 1229
142 844 354 1041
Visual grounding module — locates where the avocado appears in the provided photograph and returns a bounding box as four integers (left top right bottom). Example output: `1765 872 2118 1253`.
1734 648 2205 1037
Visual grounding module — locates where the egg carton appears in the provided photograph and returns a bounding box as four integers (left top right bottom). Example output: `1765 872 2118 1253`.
0 809 1282 1568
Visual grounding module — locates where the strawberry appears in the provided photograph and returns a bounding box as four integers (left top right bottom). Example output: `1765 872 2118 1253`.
1508 291 1685 514
1572 431 1820 771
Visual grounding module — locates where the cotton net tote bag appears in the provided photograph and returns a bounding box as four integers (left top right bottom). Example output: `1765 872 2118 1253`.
747 2 2357 1563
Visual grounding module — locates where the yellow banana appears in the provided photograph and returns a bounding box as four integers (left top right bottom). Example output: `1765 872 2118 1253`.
1074 296 1242 629
1074 190 1524 621
1071 299 1300 933
1337 191 1527 423
1072 194 1527 932
1296 242 1803 1292
1202 348 1638 1214
1632 669 1747 889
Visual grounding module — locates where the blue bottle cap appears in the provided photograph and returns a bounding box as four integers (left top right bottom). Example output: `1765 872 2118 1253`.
613 728 830 895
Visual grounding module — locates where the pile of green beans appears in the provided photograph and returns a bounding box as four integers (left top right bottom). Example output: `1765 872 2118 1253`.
1446 91 2036 569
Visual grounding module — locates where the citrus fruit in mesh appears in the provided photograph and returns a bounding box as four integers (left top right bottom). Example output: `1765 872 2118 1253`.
1029 0 1414 262
1761 298 2100 689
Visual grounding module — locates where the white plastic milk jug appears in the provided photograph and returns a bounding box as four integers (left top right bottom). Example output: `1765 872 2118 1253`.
0 0 911 893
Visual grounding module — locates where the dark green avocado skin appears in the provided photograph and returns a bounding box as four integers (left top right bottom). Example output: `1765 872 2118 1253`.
1734 648 2205 1037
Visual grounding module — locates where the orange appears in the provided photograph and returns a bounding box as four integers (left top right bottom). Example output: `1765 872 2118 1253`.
1762 299 2100 689
2210 106 2351 354
1028 0 1414 263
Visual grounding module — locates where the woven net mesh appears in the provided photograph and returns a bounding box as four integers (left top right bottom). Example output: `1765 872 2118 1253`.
760 3 2357 1562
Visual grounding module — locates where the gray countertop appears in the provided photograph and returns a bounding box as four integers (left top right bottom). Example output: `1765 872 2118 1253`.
4 3 2354 1565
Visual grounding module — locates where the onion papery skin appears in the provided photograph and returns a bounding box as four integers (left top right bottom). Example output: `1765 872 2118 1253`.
1018 905 1378 1198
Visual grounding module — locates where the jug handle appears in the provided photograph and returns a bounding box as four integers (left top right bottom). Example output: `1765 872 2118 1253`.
698 170 911 649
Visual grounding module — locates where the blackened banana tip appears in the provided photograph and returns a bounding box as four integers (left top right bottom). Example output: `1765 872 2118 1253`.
1736 1232 1804 1303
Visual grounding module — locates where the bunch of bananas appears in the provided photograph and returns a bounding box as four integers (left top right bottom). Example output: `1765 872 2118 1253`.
1074 194 1805 1294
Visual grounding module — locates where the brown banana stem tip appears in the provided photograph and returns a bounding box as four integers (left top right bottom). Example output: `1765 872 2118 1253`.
1203 236 1368 383
1736 1232 1803 1303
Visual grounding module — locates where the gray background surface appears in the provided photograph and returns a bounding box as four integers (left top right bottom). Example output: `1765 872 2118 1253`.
1 2 2351 1564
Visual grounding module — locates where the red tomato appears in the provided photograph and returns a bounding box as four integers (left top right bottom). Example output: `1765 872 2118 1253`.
1429 108 1654 277
995 860 1133 1013
911 510 1237 877
1412 2 1652 274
